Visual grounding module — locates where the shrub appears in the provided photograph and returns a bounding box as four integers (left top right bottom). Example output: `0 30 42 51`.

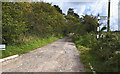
2 2 67 45
72 32 120 72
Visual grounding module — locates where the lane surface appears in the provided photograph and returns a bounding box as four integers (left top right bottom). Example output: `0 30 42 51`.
2 37 85 72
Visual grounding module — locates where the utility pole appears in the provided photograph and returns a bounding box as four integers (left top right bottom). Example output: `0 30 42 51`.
107 0 110 32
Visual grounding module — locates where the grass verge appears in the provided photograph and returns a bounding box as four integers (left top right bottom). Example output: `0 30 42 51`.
76 45 104 72
2 36 61 58
73 33 119 72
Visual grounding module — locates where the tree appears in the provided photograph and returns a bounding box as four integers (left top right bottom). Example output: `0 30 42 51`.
2 2 28 45
67 8 79 18
67 8 74 16
65 13 97 35
2 2 67 45
74 13 79 18
81 15 97 33
53 5 62 14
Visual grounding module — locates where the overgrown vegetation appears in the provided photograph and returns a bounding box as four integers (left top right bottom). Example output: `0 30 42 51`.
72 32 120 72
2 2 66 58
2 2 67 45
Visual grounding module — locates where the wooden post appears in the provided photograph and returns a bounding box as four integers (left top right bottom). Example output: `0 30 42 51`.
107 0 110 32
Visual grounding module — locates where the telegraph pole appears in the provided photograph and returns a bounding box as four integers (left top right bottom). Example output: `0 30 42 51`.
107 0 110 32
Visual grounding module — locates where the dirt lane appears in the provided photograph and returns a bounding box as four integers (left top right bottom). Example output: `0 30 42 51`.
2 37 86 72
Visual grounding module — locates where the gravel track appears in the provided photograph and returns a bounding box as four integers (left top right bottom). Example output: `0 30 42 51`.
2 37 86 72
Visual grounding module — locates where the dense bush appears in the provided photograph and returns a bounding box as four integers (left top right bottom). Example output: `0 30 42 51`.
2 2 67 45
73 33 97 47
2 2 28 45
73 33 120 72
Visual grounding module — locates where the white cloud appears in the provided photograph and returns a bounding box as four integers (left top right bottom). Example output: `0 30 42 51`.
79 5 86 15
110 0 119 31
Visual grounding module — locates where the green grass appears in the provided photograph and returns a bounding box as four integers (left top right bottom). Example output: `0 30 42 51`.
2 36 60 58
77 45 93 72
79 46 119 72
77 45 105 72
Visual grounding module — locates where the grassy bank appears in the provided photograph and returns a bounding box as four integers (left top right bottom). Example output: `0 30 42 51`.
76 45 109 72
2 36 62 58
72 33 120 72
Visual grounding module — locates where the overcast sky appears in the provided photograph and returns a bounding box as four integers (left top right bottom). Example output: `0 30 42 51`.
42 0 119 31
